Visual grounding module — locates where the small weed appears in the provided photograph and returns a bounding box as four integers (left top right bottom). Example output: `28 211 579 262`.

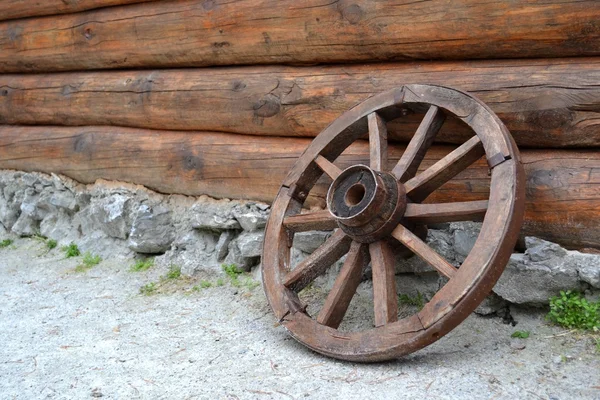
46 239 58 249
398 292 425 310
216 278 225 287
139 282 157 296
165 265 182 280
243 277 260 291
222 263 243 279
222 263 244 286
200 280 212 289
547 291 600 331
62 242 80 258
74 252 102 273
0 239 13 248
511 330 530 339
130 258 155 272
191 281 212 292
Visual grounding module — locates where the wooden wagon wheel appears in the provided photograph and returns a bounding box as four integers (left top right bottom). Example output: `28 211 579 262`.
261 84 525 362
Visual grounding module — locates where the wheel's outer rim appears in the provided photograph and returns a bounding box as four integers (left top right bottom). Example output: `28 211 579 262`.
261 84 526 362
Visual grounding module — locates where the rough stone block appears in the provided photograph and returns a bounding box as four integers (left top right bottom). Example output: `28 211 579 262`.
292 231 331 254
128 204 175 254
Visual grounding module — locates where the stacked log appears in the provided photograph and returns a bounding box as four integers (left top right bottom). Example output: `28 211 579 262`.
1 1 600 72
0 0 155 21
0 0 598 250
2 58 600 148
0 126 598 249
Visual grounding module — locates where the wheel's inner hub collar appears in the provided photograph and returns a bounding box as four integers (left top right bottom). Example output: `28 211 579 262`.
326 165 407 243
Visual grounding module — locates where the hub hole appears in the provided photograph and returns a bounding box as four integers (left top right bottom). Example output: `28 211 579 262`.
345 183 366 207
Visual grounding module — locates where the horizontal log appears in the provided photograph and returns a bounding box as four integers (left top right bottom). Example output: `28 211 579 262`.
0 0 154 22
1 0 600 72
0 126 598 249
3 58 600 148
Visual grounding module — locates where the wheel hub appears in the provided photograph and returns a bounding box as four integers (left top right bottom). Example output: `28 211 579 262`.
326 164 407 243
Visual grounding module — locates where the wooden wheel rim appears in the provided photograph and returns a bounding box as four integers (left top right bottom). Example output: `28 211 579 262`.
262 84 525 362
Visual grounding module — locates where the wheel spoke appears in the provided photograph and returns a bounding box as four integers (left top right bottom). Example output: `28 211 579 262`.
392 105 446 182
404 135 484 202
404 200 488 224
284 210 338 232
317 241 369 328
314 155 342 180
391 224 457 279
370 240 398 327
368 112 388 171
283 230 352 292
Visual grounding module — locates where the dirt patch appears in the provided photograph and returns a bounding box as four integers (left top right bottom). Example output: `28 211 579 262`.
1 237 599 399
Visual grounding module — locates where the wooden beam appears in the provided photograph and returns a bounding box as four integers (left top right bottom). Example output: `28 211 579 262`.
0 126 598 249
2 58 600 148
0 0 155 22
1 0 600 72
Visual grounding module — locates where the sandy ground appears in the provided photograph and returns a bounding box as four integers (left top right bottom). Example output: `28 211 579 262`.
1 236 599 400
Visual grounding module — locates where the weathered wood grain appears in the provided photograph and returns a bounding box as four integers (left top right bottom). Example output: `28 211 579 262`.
1 0 600 72
2 58 600 147
0 126 598 249
0 0 155 22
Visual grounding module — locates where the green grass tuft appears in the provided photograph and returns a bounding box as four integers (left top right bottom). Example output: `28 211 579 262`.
46 239 58 249
222 263 243 278
130 258 155 272
398 292 425 310
511 330 530 339
165 265 182 280
547 291 599 331
62 242 80 258
0 239 14 248
139 282 157 296
216 278 225 287
74 252 102 272
200 280 212 288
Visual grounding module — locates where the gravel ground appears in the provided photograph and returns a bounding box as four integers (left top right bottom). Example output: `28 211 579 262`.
1 237 599 400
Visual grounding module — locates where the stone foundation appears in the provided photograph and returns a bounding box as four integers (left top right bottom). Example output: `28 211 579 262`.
0 170 598 310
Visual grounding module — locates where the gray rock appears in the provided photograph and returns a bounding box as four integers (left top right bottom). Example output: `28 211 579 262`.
494 253 581 305
232 203 269 231
128 204 175 254
292 230 331 254
236 230 264 258
0 197 19 230
160 230 220 276
525 236 567 262
40 210 78 244
78 230 132 259
11 214 39 236
48 191 77 212
474 293 507 316
89 194 132 239
190 200 241 231
395 272 440 301
20 188 48 221
569 253 600 288
215 231 235 262
224 234 262 272
451 221 482 261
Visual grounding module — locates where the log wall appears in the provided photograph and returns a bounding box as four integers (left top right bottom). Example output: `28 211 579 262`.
2 58 600 148
0 0 155 21
0 0 598 249
1 0 600 72
0 126 598 249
